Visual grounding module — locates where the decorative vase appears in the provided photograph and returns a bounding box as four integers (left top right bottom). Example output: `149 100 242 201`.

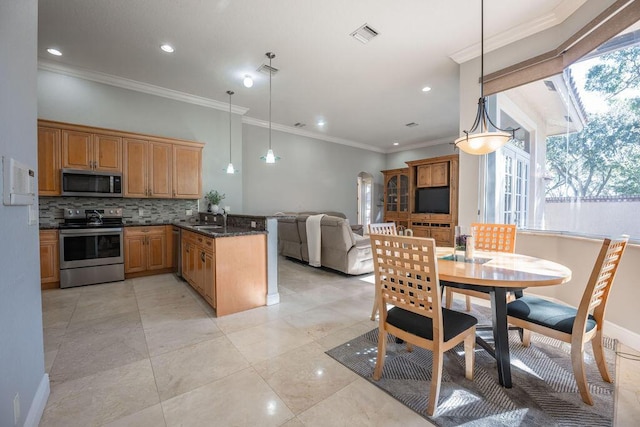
211 204 220 214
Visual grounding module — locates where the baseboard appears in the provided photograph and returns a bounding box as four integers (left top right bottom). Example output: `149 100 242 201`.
266 292 280 305
24 373 49 427
604 320 640 352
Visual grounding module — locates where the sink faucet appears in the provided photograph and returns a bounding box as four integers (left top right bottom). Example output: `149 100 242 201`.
220 208 228 229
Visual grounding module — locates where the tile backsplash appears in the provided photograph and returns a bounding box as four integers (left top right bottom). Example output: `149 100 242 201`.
39 197 199 227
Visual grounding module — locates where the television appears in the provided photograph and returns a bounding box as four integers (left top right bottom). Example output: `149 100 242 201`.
416 187 450 214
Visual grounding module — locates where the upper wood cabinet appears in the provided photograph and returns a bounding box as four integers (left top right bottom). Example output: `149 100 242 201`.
173 145 202 199
382 168 409 228
38 127 61 196
417 162 448 188
62 130 122 172
123 139 173 198
38 120 203 199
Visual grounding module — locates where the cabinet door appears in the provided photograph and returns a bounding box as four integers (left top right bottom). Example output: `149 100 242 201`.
124 234 146 273
149 142 172 198
93 134 122 172
417 165 432 187
181 240 191 283
39 230 59 286
193 249 205 295
431 162 449 187
385 175 398 216
123 139 148 198
411 227 430 238
203 251 215 307
38 127 61 196
147 231 167 270
430 228 452 247
173 145 202 199
399 174 409 213
62 129 93 170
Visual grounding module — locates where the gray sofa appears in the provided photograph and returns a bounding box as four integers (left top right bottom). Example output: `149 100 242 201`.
277 212 373 275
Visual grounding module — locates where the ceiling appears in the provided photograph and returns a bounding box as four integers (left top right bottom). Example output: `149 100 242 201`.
37 0 587 153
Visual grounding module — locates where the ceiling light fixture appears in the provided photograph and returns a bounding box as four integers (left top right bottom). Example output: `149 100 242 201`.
317 120 326 127
243 75 254 88
453 0 517 155
260 52 280 164
393 142 399 146
47 48 62 56
160 44 174 53
422 86 432 92
224 90 238 174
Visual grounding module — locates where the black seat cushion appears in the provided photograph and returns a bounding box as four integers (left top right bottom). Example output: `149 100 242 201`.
386 306 478 342
507 295 597 334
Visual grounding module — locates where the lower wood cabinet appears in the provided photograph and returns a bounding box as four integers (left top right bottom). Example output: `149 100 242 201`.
39 230 59 289
181 230 266 316
124 226 170 275
411 223 454 247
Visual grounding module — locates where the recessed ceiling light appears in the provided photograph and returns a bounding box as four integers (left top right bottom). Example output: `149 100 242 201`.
422 86 432 92
243 75 254 88
317 120 326 127
393 142 399 146
160 44 174 53
47 48 62 56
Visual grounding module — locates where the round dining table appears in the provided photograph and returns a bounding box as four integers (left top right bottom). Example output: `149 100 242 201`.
436 248 572 388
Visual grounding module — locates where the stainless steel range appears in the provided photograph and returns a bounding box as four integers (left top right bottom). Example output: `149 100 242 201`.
59 207 125 288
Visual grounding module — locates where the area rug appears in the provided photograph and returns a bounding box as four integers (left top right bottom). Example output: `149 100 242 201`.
326 303 616 427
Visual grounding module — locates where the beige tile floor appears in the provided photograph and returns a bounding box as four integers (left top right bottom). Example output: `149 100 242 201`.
40 258 640 426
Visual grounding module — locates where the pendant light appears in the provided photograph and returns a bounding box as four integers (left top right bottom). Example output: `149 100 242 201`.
224 90 237 174
260 52 280 163
454 0 517 155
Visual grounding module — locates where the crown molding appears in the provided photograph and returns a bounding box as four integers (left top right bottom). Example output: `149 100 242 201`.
38 59 250 115
449 0 587 64
242 116 387 153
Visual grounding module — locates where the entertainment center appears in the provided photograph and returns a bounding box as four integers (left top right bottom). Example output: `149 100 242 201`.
382 154 458 246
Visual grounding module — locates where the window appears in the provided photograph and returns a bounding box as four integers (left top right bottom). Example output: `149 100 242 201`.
485 25 640 240
357 172 373 229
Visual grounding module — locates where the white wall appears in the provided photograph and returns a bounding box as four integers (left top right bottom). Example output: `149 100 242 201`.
385 144 456 170
37 71 244 212
0 0 47 425
242 124 386 222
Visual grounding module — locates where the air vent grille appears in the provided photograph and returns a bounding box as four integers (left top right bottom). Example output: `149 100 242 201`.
350 23 379 44
544 80 557 91
294 122 306 128
257 64 279 75
405 122 419 127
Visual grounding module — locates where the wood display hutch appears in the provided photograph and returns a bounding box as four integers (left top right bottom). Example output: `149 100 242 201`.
382 168 410 229
406 154 459 247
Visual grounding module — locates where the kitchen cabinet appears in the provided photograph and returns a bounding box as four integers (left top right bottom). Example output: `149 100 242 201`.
382 168 409 229
123 139 173 198
180 229 266 316
62 129 122 172
417 162 448 188
38 126 61 196
39 230 59 289
124 226 169 275
173 145 202 199
181 230 214 298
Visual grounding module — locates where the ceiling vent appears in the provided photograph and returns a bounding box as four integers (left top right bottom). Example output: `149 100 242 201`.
564 115 573 123
294 122 306 128
543 80 557 91
350 23 379 44
257 63 279 76
405 122 419 128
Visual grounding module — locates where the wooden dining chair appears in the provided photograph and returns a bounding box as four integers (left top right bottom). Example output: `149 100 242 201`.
368 222 398 320
445 223 517 311
370 234 477 416
507 236 628 405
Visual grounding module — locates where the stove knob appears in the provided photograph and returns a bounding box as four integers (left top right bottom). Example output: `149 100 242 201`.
110 210 114 214
76 210 80 214
68 209 73 215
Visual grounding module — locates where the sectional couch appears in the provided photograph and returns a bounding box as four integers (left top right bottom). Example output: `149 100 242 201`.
277 212 373 275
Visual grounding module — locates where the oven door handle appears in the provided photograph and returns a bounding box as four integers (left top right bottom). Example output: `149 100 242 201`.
59 227 123 235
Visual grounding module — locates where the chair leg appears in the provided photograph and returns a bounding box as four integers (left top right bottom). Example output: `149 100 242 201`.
570 343 594 405
465 295 472 312
592 330 612 383
406 342 414 352
445 287 453 309
521 328 531 347
370 286 379 321
427 350 444 416
464 331 475 380
373 328 387 381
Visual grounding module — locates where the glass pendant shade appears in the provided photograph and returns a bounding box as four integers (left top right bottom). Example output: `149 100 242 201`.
454 0 517 155
226 162 236 174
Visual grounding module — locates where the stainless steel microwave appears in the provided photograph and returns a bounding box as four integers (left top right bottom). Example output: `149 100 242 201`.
61 169 123 197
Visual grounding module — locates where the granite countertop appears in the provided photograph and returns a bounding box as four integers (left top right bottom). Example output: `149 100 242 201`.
177 223 267 238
